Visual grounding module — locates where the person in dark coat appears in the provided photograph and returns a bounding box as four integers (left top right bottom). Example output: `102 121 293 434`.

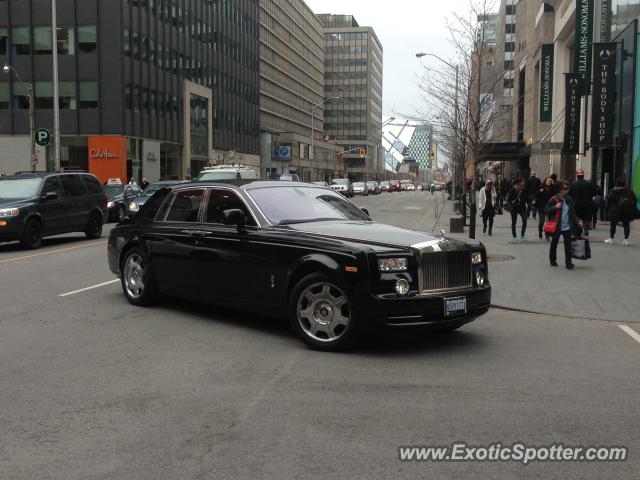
591 181 603 230
506 178 528 240
536 176 555 240
526 172 542 219
605 177 638 246
545 181 580 270
570 169 594 237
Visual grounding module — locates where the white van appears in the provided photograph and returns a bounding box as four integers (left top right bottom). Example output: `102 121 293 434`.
197 165 259 181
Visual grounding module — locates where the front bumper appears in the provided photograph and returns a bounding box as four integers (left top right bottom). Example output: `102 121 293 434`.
360 286 491 329
0 217 24 242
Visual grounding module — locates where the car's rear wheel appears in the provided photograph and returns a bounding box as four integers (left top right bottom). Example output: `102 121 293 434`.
85 212 103 239
121 248 157 306
289 273 361 351
20 219 42 249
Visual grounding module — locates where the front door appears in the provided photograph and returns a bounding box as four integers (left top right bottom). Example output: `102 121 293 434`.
38 176 66 235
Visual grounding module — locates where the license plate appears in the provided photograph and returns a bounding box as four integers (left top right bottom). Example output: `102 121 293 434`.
444 297 467 317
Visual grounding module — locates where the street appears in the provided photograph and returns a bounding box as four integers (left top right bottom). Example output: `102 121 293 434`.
0 191 638 479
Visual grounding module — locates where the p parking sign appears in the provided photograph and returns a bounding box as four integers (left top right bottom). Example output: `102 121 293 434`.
35 129 51 147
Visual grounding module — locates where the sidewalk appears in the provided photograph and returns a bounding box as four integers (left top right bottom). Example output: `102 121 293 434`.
434 198 640 323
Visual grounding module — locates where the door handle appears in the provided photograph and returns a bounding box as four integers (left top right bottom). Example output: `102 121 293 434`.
181 229 209 237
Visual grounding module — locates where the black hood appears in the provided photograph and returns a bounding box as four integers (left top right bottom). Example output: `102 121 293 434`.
0 198 34 208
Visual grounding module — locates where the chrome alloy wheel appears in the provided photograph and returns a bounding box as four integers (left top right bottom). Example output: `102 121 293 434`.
297 282 351 342
124 253 146 299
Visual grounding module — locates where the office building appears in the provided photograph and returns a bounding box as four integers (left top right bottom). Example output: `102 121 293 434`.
0 0 260 181
318 14 384 180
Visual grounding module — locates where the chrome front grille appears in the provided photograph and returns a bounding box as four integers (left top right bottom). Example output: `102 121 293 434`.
420 250 472 292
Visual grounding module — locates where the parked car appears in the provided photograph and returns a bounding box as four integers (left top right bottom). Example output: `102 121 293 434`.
380 181 390 192
388 180 401 192
311 181 330 187
366 181 381 195
330 178 354 198
0 172 107 249
352 182 369 196
400 180 413 191
108 181 491 351
198 165 259 181
127 180 189 217
407 183 416 191
273 174 301 182
104 183 142 222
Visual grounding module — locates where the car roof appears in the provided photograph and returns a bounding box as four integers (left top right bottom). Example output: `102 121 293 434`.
2 171 94 180
176 180 327 191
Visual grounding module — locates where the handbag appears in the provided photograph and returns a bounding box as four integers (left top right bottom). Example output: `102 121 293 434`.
543 219 558 234
571 238 591 260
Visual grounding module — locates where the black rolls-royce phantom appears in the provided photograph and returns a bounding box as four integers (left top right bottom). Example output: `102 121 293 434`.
107 181 490 351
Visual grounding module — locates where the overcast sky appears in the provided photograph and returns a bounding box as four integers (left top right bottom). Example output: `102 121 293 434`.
305 0 469 119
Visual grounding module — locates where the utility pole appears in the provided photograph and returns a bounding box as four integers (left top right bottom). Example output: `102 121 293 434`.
52 0 61 171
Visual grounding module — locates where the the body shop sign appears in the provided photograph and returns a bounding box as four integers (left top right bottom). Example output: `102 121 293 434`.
88 136 127 184
590 43 616 147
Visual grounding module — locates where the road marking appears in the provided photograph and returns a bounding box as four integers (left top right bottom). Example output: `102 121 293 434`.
0 241 106 265
59 279 119 297
619 325 640 345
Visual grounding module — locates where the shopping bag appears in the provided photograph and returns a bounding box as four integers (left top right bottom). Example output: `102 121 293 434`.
543 219 557 234
571 238 591 260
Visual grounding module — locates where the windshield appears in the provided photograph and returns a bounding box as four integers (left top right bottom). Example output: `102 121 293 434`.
353 182 365 187
0 178 43 200
366 182 375 186
331 179 349 185
143 183 175 197
198 171 237 181
103 185 124 197
247 186 370 225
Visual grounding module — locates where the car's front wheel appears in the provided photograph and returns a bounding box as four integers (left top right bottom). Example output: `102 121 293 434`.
289 273 361 351
121 248 158 306
20 219 43 249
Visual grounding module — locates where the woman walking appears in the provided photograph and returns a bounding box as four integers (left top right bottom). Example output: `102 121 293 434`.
605 177 638 246
506 178 528 240
478 179 497 235
545 181 580 270
536 177 555 240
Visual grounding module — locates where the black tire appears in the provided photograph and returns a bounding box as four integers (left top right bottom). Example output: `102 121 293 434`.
85 212 103 239
117 205 126 223
20 219 43 249
120 248 158 306
288 273 361 351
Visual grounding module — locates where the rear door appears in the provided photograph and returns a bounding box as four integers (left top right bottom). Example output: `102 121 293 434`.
38 176 66 234
81 175 106 220
59 174 88 230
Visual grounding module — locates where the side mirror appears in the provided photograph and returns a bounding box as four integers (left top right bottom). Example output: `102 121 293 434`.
223 209 246 232
42 191 59 201
361 208 370 218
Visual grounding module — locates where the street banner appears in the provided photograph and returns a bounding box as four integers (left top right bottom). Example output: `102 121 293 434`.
574 0 594 94
600 0 611 42
563 74 582 154
539 44 554 122
590 43 616 147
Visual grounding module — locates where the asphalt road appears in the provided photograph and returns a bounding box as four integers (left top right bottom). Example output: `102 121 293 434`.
0 193 638 480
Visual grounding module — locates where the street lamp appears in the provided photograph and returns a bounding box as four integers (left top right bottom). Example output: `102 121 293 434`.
3 63 36 172
311 96 340 181
416 52 461 220
52 0 61 171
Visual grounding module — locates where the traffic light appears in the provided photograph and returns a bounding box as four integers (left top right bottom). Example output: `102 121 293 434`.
359 148 366 158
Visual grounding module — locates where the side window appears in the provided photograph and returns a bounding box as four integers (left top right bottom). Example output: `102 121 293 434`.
205 189 255 226
124 186 133 197
41 177 62 196
83 175 103 195
163 189 205 222
60 174 86 197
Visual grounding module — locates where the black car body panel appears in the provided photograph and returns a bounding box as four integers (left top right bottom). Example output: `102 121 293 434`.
108 181 491 331
0 172 107 245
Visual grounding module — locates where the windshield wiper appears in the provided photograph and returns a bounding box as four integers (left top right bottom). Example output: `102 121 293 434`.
277 218 343 226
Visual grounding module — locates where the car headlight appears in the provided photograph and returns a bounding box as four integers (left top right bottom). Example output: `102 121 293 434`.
471 252 483 265
107 201 115 208
128 201 139 211
0 208 19 218
378 258 408 272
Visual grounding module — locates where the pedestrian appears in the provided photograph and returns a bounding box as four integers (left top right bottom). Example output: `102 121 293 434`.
605 177 638 246
536 176 555 240
128 178 138 187
141 177 150 190
591 182 603 230
185 174 192 181
569 169 594 237
506 178 528 240
499 174 512 210
478 179 497 235
545 181 580 270
550 173 559 194
526 171 542 219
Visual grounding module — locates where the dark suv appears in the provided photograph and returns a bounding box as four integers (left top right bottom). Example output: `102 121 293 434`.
0 172 108 249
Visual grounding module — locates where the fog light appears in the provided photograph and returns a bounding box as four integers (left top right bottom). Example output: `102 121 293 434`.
475 271 486 286
395 279 410 295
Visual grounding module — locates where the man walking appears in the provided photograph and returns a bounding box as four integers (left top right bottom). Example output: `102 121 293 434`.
570 169 594 237
526 171 542 219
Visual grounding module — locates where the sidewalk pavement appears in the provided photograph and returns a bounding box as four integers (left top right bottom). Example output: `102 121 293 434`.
434 199 640 324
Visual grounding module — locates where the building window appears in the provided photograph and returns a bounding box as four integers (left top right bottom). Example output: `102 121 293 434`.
0 81 9 109
56 27 75 55
133 86 140 111
78 26 97 53
79 81 99 108
0 28 7 55
33 27 53 54
34 81 76 109
132 32 139 60
124 29 130 56
125 84 131 109
11 27 31 55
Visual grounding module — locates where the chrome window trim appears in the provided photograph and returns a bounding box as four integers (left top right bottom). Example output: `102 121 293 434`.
201 186 261 228
154 187 207 224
